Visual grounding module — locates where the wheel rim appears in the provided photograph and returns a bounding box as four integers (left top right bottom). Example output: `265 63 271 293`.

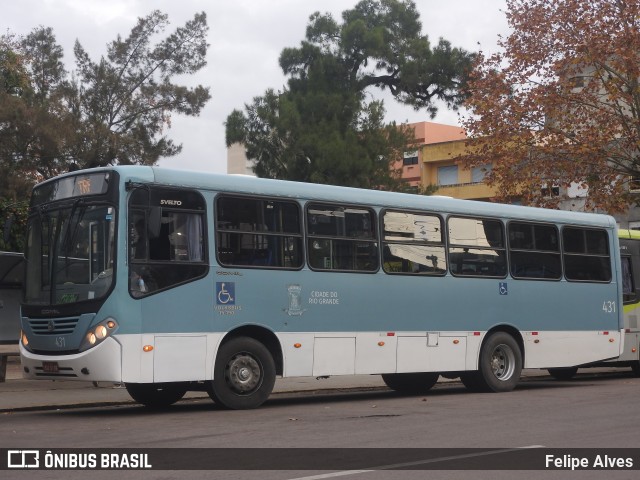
225 352 262 394
490 344 516 381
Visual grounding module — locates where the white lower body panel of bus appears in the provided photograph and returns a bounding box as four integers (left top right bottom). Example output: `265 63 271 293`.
20 329 622 384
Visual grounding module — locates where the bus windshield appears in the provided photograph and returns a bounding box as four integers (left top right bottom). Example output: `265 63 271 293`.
24 203 116 306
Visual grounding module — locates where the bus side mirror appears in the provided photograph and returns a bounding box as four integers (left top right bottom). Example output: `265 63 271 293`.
148 207 162 239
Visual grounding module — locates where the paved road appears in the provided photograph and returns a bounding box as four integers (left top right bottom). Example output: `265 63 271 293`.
1 370 638 480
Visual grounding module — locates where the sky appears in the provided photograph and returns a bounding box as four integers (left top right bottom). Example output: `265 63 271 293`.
1 0 510 174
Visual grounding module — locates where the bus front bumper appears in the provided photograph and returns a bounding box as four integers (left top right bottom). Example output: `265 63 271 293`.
20 337 122 382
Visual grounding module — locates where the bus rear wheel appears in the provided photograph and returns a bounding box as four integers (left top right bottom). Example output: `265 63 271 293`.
547 367 578 380
463 332 522 393
208 336 276 410
381 372 439 394
125 382 187 408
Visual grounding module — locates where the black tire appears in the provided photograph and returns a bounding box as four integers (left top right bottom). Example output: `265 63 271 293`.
631 361 640 377
471 331 523 393
208 337 276 410
381 372 439 394
459 371 486 392
547 367 579 380
125 382 187 408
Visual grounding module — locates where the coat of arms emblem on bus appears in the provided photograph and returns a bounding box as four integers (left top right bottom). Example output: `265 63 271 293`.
284 284 306 316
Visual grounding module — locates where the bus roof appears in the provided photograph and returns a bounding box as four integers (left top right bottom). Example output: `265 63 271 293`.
41 166 616 228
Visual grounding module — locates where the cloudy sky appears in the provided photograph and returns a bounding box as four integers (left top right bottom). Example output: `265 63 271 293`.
2 0 509 174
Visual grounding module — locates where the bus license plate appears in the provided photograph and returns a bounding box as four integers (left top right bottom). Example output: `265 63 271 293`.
42 361 59 373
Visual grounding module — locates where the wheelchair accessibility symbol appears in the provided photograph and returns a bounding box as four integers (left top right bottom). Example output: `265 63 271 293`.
216 282 235 305
499 282 508 295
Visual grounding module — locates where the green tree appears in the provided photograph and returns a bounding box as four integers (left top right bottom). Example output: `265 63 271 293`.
0 31 63 200
0 199 28 252
0 11 211 250
68 10 211 168
17 27 72 181
227 0 474 188
0 10 211 184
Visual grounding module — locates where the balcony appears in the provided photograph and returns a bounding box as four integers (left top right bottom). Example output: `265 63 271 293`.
435 181 497 200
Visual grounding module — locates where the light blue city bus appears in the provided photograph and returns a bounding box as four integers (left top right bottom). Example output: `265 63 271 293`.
19 166 625 409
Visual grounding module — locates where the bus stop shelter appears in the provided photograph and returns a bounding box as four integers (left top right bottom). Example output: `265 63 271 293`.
0 252 23 381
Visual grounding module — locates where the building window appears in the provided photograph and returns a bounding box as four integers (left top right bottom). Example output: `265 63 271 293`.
437 165 458 186
403 151 419 166
629 221 640 231
471 164 492 183
570 76 586 89
541 183 560 197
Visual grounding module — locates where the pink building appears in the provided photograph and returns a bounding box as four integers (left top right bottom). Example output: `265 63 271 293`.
396 121 466 189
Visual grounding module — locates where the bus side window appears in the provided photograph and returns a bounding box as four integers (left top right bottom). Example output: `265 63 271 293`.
129 211 148 261
128 187 208 298
622 256 636 303
306 204 378 272
382 210 446 276
149 222 171 261
508 222 561 280
216 196 303 269
562 227 611 282
447 216 507 278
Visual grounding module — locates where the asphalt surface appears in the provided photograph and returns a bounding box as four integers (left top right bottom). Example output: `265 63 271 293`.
0 358 392 411
0 357 613 412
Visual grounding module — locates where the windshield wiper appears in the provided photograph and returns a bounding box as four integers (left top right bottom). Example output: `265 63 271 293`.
52 199 89 284
61 198 85 254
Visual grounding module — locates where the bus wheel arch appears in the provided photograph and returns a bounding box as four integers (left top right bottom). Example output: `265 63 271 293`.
463 325 524 393
481 325 525 368
218 325 283 375
208 326 281 410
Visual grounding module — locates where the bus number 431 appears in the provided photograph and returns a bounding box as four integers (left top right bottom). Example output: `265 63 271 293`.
602 300 617 313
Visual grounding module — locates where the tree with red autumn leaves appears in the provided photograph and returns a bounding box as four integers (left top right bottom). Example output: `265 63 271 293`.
462 0 640 213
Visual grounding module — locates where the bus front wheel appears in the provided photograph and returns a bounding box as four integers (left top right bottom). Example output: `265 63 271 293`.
463 332 522 393
208 336 276 410
381 372 439 394
125 382 187 408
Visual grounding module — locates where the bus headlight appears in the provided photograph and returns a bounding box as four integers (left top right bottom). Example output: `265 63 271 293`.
95 325 108 340
79 318 119 352
21 330 32 352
